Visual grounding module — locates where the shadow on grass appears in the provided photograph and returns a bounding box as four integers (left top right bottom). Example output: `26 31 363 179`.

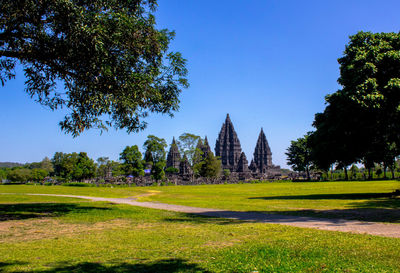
247 192 400 223
5 259 210 273
253 208 400 223
0 203 110 221
203 209 399 224
164 214 243 225
248 192 397 200
164 201 400 225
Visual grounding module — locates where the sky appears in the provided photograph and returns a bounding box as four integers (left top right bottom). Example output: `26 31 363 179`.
1 0 400 169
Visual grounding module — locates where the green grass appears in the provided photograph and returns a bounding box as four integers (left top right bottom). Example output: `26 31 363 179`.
0 194 400 272
3 180 399 222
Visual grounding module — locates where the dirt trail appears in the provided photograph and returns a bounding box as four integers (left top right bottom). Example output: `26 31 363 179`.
4 193 400 238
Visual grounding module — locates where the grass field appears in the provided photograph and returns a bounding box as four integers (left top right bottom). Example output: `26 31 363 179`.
1 192 400 272
2 180 400 222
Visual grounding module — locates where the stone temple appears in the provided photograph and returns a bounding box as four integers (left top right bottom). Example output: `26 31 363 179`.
215 114 243 172
215 114 281 178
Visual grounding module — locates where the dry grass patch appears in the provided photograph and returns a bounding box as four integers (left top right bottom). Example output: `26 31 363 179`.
0 218 131 243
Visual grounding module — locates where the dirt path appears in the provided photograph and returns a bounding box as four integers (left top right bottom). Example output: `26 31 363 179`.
7 193 400 238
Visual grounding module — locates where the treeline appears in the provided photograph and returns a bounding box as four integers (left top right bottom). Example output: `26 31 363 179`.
286 32 400 180
0 134 222 183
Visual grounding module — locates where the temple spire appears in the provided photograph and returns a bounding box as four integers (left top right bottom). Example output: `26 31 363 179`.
252 128 272 173
166 137 181 169
215 114 243 171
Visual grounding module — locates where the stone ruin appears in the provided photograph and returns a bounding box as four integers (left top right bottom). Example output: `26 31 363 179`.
165 113 281 182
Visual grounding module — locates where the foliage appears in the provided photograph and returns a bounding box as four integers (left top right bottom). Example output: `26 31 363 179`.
309 32 400 178
177 133 201 165
30 169 49 182
0 0 188 136
119 146 144 177
286 132 313 180
223 169 231 178
151 161 165 181
199 152 221 178
143 135 167 163
192 138 205 176
0 168 7 180
165 166 179 174
7 168 32 182
39 157 54 173
51 152 96 181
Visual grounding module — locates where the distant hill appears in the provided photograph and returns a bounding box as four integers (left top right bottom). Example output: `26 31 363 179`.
0 162 24 168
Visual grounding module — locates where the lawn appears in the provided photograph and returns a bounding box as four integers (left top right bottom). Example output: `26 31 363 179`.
0 193 400 272
2 180 400 223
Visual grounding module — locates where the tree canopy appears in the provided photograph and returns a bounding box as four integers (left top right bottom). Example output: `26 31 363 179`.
143 135 167 163
119 145 144 177
285 132 313 180
177 133 201 165
0 0 188 136
306 32 400 179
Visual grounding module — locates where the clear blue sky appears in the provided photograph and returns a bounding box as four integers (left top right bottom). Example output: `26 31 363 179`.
1 0 399 168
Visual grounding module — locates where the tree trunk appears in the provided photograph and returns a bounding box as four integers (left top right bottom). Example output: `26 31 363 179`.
306 166 310 181
368 168 372 180
383 166 387 179
391 168 395 179
344 167 348 181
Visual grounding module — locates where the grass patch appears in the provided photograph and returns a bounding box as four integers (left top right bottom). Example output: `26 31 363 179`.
0 195 400 272
1 181 400 223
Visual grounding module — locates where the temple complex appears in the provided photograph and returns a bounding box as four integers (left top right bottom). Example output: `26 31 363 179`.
214 113 280 177
166 113 281 181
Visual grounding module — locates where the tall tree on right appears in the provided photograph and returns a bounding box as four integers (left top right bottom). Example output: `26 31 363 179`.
310 32 400 177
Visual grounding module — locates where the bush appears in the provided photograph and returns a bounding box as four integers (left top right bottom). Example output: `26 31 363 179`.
165 167 179 174
62 182 93 187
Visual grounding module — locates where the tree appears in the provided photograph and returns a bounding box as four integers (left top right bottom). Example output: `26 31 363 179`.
51 152 96 181
0 168 7 180
39 157 54 173
349 164 359 180
31 168 48 182
309 32 400 180
151 161 165 181
199 152 221 178
119 145 144 177
74 152 97 180
337 32 400 148
192 138 205 176
0 0 188 136
143 135 167 163
286 133 313 180
177 133 201 165
7 168 32 182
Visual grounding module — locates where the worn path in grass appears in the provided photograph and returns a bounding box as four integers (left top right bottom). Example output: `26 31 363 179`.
5 193 400 238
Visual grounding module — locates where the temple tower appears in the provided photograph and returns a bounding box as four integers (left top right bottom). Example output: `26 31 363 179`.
179 155 192 175
215 114 243 172
166 137 181 169
252 128 272 173
236 152 249 173
201 136 212 158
